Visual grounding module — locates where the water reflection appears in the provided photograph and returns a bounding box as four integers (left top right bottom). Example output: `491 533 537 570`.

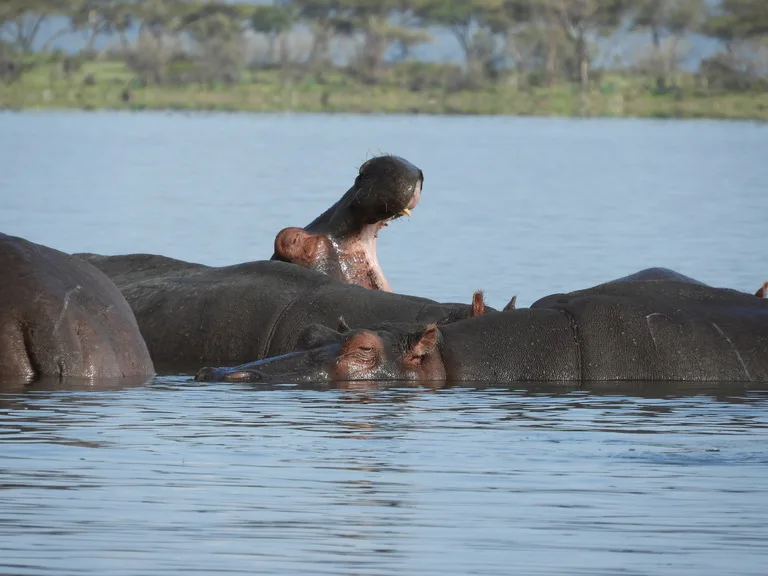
0 375 155 394
1 378 767 575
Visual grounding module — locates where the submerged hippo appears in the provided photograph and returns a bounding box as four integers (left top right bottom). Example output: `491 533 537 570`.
0 233 154 383
76 156 481 373
196 268 768 384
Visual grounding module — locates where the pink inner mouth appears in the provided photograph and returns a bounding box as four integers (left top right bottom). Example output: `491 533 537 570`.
352 179 423 291
359 225 391 291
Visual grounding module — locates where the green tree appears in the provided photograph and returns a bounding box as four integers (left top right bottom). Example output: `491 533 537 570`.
415 0 507 83
0 0 71 52
69 0 136 53
704 0 768 47
630 0 705 89
483 0 538 82
292 0 345 71
249 3 295 65
123 0 188 85
181 2 248 85
342 0 430 84
700 0 768 91
548 0 631 89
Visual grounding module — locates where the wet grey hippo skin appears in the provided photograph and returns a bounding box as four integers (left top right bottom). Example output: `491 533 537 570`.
76 255 483 374
196 268 768 384
0 233 155 383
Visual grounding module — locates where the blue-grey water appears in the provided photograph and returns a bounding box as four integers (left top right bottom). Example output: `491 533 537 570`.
1 111 767 575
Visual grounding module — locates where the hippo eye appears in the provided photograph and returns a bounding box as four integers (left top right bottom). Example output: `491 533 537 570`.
358 346 373 352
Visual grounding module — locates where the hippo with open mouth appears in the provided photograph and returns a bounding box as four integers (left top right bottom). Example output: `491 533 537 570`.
77 155 482 373
272 155 422 291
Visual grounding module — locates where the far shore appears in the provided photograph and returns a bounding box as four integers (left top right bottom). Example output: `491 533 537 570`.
2 62 767 122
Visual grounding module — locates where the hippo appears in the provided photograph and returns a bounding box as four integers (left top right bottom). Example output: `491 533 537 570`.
71 256 488 374
76 155 486 373
195 268 768 384
0 233 155 383
271 154 422 291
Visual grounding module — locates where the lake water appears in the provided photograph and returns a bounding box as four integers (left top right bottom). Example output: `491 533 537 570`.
1 111 767 575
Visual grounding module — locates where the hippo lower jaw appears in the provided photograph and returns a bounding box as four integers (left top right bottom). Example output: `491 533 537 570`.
353 221 391 292
370 179 422 288
327 178 421 292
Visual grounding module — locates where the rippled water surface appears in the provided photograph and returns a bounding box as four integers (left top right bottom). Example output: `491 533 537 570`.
1 112 768 574
2 381 768 575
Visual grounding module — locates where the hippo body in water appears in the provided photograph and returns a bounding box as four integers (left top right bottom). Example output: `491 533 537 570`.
0 233 154 383
77 156 482 373
75 256 483 374
196 269 768 385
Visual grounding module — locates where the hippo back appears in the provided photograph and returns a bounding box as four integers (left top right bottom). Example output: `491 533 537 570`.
531 280 768 382
439 308 580 382
0 235 154 382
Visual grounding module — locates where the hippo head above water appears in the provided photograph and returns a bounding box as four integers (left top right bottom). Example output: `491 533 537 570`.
271 154 423 291
194 290 494 384
195 320 446 384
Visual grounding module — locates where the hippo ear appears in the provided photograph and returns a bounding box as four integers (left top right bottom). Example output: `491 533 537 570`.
756 282 768 299
296 324 343 350
274 227 326 267
503 295 517 311
403 324 440 367
471 290 486 317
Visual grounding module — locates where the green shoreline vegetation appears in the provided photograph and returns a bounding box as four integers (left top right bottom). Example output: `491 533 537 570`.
1 1 767 120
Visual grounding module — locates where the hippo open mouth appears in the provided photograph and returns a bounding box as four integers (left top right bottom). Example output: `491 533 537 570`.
354 176 421 291
272 155 423 291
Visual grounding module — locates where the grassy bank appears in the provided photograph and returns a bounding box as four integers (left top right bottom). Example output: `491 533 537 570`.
2 59 767 121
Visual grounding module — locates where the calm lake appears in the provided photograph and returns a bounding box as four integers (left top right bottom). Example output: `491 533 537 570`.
1 111 767 575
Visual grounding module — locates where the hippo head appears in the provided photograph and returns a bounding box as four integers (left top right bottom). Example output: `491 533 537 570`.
271 155 423 291
195 321 446 384
194 291 496 384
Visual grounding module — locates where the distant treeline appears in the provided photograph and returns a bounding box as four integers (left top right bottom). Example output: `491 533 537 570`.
1 0 767 96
